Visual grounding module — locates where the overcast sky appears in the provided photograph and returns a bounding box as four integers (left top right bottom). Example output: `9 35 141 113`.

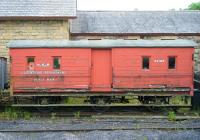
77 0 200 11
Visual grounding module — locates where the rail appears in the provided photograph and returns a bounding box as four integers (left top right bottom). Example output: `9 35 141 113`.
0 119 200 132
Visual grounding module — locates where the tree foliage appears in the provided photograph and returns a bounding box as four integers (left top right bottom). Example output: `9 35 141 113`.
188 2 200 10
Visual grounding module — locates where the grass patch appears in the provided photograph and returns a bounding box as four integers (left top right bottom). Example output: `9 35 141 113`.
170 96 191 105
168 111 176 121
73 111 80 119
0 107 32 120
65 97 85 104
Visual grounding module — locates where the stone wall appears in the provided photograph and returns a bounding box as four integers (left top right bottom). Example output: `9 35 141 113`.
0 20 70 58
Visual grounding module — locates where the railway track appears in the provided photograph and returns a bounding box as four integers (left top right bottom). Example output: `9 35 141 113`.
0 127 200 133
0 106 199 134
0 119 200 133
1 105 197 119
31 111 200 120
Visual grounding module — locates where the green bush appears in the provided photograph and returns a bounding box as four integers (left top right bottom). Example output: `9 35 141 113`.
73 111 80 118
168 111 176 121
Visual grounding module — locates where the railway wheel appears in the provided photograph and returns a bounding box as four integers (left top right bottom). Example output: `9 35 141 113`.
90 96 111 113
138 96 169 104
34 97 60 113
138 96 169 112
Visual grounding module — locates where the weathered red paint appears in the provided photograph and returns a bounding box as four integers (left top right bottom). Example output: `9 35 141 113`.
112 48 194 95
10 48 91 91
10 47 194 95
91 49 112 91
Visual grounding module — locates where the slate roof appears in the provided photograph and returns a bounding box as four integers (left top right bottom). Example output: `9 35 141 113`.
7 39 197 48
70 11 200 34
0 0 76 19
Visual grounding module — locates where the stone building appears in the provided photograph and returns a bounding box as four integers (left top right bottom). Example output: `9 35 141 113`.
0 0 76 59
0 1 200 72
70 11 200 72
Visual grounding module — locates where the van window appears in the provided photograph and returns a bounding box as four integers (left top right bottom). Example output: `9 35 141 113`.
168 56 176 69
53 57 61 69
142 57 150 69
27 57 35 70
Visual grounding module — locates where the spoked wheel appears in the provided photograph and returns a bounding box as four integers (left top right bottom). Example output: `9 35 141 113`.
34 97 60 113
138 96 169 104
90 96 111 113
138 96 170 113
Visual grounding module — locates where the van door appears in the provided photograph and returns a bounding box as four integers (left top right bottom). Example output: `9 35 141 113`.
91 49 112 91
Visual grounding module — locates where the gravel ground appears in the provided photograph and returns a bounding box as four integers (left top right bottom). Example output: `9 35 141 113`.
0 118 200 140
0 118 200 130
0 130 200 140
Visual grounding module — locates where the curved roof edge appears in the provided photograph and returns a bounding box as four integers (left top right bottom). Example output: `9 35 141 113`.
7 39 197 48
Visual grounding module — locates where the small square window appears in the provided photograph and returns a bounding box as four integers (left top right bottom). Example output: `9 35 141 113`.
53 57 61 69
27 57 35 70
142 56 150 69
168 57 176 69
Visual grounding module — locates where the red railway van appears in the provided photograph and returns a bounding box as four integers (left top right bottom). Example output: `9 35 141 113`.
8 40 196 96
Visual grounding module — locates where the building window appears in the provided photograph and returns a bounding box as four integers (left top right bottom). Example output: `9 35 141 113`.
168 56 176 69
53 57 61 69
142 56 150 69
27 57 35 70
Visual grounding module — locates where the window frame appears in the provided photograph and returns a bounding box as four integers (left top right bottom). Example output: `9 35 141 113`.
52 56 61 70
142 56 150 70
26 56 35 70
168 56 177 70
